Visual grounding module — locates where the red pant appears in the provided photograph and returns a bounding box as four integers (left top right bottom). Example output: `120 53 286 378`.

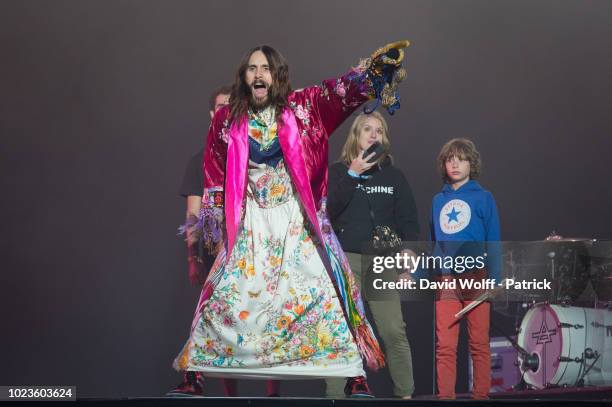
436 299 491 399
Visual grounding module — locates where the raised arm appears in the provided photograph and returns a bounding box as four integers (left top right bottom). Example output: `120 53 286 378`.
313 41 411 138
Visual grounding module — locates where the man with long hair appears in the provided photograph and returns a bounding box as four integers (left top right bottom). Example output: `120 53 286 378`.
171 42 409 397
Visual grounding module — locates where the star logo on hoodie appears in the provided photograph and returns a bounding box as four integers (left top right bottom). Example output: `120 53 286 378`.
440 199 471 234
446 207 461 223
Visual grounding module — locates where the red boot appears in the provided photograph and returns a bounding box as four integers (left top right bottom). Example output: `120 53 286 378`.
344 376 374 398
166 372 204 397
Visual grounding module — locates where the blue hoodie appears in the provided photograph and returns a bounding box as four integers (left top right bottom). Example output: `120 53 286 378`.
429 180 502 284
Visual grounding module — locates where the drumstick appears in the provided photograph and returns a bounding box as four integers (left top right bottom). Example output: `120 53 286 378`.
454 292 490 319
454 279 508 320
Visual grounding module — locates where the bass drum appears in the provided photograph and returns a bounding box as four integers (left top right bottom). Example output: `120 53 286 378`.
517 304 612 389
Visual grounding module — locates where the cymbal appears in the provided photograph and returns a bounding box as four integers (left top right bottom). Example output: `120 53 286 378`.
514 239 594 246
544 237 594 242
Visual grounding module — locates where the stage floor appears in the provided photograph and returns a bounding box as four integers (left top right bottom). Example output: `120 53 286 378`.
52 394 611 407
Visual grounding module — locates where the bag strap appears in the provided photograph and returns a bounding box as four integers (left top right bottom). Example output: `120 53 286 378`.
361 179 377 229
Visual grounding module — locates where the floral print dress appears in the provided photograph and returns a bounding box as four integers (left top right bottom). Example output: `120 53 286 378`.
175 138 365 379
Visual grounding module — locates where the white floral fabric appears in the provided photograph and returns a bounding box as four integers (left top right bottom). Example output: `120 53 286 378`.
175 159 365 379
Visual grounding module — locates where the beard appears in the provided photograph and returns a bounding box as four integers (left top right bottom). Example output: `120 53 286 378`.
249 94 272 110
248 83 275 111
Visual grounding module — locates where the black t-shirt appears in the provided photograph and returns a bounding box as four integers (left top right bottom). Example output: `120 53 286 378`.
327 161 419 253
178 147 216 270
178 148 204 197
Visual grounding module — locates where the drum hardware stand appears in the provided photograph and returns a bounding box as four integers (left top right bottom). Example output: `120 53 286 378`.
512 379 529 391
512 370 532 391
574 348 601 387
547 249 556 281
490 319 540 373
548 250 566 305
556 349 600 388
548 250 576 306
488 319 539 392
554 322 592 387
557 355 582 389
496 250 515 315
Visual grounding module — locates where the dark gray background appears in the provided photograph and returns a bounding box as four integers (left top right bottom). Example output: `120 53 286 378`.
1 0 611 398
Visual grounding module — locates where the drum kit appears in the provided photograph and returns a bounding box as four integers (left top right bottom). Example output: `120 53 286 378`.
498 233 612 390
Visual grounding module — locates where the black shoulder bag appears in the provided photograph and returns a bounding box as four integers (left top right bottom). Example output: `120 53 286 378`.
363 184 402 254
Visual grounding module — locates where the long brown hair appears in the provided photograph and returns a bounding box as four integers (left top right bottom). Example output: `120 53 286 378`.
229 45 292 122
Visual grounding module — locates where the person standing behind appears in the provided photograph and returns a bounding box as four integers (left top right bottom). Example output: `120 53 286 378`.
430 138 501 400
326 110 418 399
173 85 280 397
179 86 231 285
